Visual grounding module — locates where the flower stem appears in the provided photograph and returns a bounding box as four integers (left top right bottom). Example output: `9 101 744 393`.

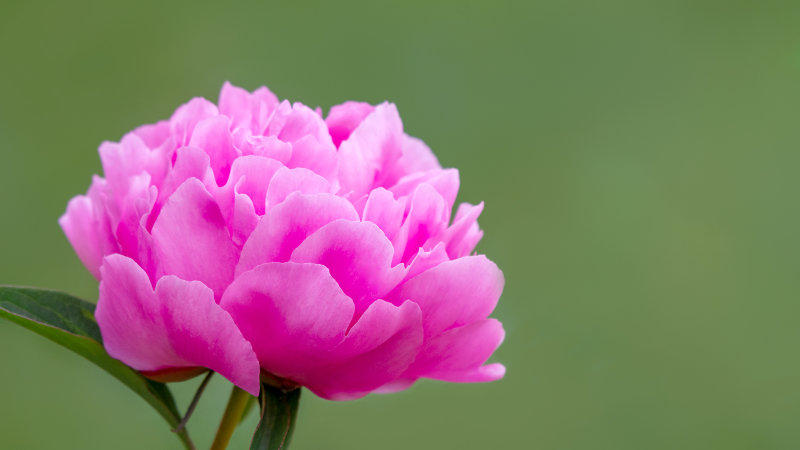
210 385 252 450
250 383 301 450
174 371 214 433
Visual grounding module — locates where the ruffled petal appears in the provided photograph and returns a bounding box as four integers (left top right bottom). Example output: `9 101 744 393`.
236 193 359 275
405 319 505 383
325 101 374 148
96 255 260 395
188 116 240 185
169 97 219 146
441 202 484 258
290 220 405 319
220 262 354 384
362 188 405 242
337 103 404 197
265 166 332 210
309 300 423 400
391 183 448 265
387 255 504 337
151 179 239 299
59 186 119 279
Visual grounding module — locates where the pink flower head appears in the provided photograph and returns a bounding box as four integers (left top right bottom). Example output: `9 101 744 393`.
60 82 505 400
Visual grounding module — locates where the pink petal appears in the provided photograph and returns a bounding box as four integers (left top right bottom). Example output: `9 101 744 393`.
402 243 450 282
265 166 331 210
309 300 423 400
442 202 484 258
232 130 292 163
59 189 119 279
188 116 241 186
268 102 334 148
133 120 171 149
236 193 359 275
387 255 504 337
290 220 405 319
391 183 448 265
99 133 167 203
362 188 405 242
218 81 253 130
147 146 215 231
389 168 459 219
406 319 505 383
325 101 375 148
220 262 354 383
399 134 441 172
286 135 338 181
338 103 404 198
151 178 239 299
96 255 260 395
218 155 284 217
381 134 442 187
169 97 219 146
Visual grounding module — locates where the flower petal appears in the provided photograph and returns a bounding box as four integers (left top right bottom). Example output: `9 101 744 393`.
236 193 358 275
188 116 240 185
59 186 119 279
387 255 504 337
290 220 405 319
406 319 505 383
96 255 260 395
338 103 404 197
309 300 423 400
151 178 239 299
325 101 374 148
265 166 332 211
220 262 354 384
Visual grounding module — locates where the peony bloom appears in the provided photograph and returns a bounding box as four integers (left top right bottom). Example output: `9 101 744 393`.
60 82 505 400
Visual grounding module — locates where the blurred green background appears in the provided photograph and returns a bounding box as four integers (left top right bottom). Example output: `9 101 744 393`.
1 0 799 449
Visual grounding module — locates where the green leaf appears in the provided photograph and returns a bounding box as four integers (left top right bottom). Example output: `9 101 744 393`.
0 286 194 450
250 384 301 450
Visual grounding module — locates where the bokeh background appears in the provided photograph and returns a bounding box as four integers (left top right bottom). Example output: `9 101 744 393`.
1 0 799 449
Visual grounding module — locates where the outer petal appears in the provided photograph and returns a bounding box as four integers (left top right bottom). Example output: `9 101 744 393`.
387 255 504 337
59 191 118 279
389 168 459 219
441 202 484 258
290 220 405 319
96 255 260 395
151 178 239 299
236 193 359 275
381 134 442 187
309 300 423 400
218 81 254 130
407 319 505 383
220 262 354 383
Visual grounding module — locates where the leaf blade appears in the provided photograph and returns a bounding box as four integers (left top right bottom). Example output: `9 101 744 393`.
0 286 194 450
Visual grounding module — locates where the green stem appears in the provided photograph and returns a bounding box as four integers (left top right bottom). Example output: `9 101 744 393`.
250 383 301 450
210 386 252 450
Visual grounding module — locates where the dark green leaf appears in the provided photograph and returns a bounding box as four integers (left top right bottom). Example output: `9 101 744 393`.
250 384 301 450
0 286 194 450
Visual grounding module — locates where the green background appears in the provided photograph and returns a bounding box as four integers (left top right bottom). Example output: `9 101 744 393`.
1 0 799 449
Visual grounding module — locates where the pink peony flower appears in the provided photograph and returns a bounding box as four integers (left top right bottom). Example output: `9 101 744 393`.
60 82 505 400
